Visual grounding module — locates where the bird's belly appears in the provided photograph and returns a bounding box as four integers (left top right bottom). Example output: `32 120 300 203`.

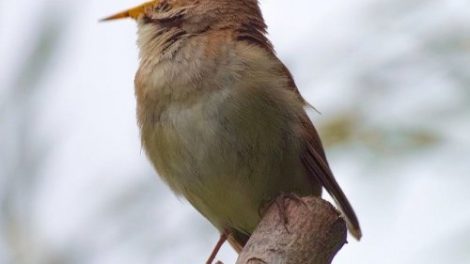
141 88 314 234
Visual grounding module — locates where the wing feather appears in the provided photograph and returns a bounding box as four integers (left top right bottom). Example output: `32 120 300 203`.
300 114 362 240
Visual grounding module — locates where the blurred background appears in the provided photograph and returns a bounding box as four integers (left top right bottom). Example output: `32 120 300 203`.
1 0 469 263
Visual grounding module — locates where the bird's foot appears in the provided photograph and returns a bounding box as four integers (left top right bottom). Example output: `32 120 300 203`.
259 193 307 233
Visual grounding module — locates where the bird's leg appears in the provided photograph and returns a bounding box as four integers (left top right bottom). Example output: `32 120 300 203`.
206 230 229 264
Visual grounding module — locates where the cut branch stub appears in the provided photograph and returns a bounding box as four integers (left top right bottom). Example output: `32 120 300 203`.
235 196 347 264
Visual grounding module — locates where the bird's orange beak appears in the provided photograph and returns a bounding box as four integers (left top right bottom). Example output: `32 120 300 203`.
100 1 158 22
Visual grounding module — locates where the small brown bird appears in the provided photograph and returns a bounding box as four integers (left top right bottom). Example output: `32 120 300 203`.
103 0 361 262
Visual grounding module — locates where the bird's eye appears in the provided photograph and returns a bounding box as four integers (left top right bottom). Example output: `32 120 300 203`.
155 1 171 12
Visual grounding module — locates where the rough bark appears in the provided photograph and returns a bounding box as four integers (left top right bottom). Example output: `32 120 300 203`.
226 196 348 264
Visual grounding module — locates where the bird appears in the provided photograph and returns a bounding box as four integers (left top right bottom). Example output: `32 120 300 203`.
102 0 361 262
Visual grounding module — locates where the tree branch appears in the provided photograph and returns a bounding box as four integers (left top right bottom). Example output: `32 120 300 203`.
227 196 347 264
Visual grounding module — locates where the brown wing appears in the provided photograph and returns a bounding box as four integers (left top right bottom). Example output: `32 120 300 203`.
278 60 362 239
226 115 362 252
299 111 362 240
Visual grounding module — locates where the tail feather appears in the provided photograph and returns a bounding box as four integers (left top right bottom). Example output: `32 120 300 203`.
302 142 362 240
